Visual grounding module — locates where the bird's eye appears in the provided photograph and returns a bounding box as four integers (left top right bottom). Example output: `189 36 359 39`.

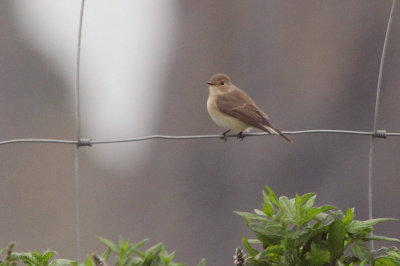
220 81 224 85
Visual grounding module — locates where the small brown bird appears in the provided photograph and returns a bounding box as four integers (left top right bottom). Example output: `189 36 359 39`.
207 73 292 142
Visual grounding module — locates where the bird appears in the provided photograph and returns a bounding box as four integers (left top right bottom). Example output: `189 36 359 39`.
206 73 292 142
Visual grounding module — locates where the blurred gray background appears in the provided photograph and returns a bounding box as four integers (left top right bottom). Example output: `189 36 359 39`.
1 1 400 265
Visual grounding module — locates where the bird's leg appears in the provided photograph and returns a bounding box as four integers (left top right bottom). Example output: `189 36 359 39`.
237 131 246 140
221 130 231 142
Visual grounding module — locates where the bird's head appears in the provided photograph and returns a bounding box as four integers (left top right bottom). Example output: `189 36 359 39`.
207 73 231 93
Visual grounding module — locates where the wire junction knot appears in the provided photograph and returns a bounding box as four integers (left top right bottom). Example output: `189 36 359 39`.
78 138 92 147
373 130 387 139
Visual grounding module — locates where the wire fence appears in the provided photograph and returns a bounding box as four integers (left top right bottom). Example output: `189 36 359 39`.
73 0 87 261
367 0 397 250
0 129 399 146
0 0 397 262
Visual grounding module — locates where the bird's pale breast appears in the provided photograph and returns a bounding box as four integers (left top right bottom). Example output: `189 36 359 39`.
207 95 251 133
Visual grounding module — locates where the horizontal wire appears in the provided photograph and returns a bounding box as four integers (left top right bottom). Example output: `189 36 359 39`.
0 129 399 146
0 139 79 145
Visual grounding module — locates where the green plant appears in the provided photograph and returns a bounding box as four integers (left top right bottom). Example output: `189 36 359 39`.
236 186 400 266
3 186 400 265
1 238 205 266
0 243 18 266
13 250 73 266
78 236 205 266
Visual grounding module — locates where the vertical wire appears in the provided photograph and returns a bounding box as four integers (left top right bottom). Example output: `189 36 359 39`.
73 137 81 262
74 0 86 262
368 0 396 250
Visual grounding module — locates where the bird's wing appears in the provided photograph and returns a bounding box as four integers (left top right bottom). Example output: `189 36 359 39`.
216 88 293 142
216 88 271 131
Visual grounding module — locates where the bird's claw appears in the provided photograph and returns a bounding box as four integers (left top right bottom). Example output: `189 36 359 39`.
220 130 231 142
237 132 246 141
220 135 228 142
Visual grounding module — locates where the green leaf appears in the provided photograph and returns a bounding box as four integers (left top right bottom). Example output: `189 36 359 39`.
373 246 398 254
101 247 112 261
242 237 258 256
299 192 315 205
303 195 316 210
374 257 398 266
262 190 274 217
302 206 335 225
159 249 175 264
295 193 317 226
317 213 336 228
144 242 162 256
381 250 400 265
14 252 37 266
265 245 284 256
117 237 137 262
387 250 400 259
248 223 283 240
295 193 301 210
196 258 206 266
349 241 373 263
295 194 303 223
84 256 93 266
347 218 397 235
374 249 400 265
265 186 280 208
366 235 400 243
342 208 354 225
254 246 283 263
249 223 285 247
247 239 262 245
234 211 267 222
305 242 331 266
254 209 265 216
279 196 296 220
49 259 76 266
37 250 56 263
97 236 119 254
133 238 148 249
328 219 346 259
291 226 316 246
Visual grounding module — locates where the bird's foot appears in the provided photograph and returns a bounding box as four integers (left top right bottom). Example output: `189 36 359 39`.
220 130 231 142
237 132 246 141
220 134 228 142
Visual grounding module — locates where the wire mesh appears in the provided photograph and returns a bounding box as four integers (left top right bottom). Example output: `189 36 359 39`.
0 0 397 262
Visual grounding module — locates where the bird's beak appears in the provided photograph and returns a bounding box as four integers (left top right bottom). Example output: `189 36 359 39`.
207 82 215 85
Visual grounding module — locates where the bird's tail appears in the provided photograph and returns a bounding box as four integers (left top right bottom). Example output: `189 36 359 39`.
264 125 292 143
